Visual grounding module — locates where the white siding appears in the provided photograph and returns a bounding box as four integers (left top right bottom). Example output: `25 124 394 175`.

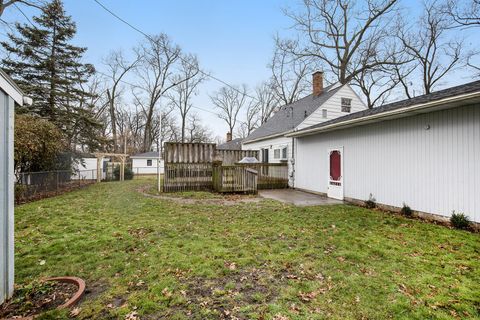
242 136 292 163
132 158 164 175
242 136 293 186
297 85 367 130
72 158 103 180
0 90 15 304
295 104 480 223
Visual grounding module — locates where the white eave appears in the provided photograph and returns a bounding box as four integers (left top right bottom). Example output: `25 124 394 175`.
286 91 480 138
242 130 293 144
0 69 24 106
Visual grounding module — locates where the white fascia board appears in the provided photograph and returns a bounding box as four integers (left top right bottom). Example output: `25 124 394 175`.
0 70 24 106
287 92 480 138
242 131 292 145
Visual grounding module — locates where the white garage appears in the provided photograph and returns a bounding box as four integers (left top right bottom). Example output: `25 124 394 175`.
289 80 480 223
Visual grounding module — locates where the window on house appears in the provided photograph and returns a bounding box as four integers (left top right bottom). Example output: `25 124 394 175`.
262 149 269 163
274 149 280 159
322 109 327 118
341 98 352 112
282 147 287 159
147 159 152 166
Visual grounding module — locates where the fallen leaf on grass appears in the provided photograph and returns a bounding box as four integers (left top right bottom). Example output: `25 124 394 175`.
70 307 81 317
39 260 46 265
125 311 139 320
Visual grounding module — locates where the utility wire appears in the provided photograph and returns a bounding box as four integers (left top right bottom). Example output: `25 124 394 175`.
12 5 219 118
92 0 259 102
95 70 218 116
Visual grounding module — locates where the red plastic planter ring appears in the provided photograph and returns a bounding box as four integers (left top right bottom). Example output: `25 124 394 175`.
45 276 86 309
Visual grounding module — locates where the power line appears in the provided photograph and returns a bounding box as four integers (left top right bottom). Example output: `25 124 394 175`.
95 70 218 116
92 0 259 102
12 4 219 118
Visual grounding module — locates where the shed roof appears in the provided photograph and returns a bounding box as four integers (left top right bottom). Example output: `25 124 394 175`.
288 80 480 137
217 138 243 150
130 151 160 159
243 84 342 143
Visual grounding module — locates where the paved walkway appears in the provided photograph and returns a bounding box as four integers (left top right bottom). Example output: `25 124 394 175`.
259 189 344 206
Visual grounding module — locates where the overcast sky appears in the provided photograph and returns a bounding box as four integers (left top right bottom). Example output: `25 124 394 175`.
1 0 478 139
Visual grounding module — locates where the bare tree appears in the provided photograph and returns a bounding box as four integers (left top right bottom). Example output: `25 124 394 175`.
168 55 207 142
352 67 399 108
255 81 279 124
446 0 480 27
282 0 401 86
397 1 463 95
270 39 312 105
0 0 44 19
210 84 248 136
133 34 186 152
102 50 139 152
186 113 213 143
237 99 259 138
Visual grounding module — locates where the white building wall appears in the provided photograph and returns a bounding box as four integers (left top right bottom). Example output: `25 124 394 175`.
242 135 292 163
295 103 480 223
0 90 15 304
72 158 102 180
297 85 367 130
242 135 294 185
132 158 164 175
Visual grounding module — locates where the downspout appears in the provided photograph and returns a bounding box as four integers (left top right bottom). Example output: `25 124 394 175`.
291 136 295 188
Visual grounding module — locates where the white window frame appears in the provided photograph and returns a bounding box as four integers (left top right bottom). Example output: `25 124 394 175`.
341 98 352 113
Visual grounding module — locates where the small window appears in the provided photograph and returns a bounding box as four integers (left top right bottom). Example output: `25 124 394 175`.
282 147 287 159
322 109 327 118
147 159 152 166
341 98 352 113
274 149 280 159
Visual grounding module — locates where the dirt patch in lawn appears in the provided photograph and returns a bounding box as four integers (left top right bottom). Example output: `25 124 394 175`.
0 281 77 318
155 267 288 319
138 185 263 206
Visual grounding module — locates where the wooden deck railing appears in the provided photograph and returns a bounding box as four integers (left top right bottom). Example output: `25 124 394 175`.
212 165 258 194
163 163 213 192
162 162 288 193
236 163 289 189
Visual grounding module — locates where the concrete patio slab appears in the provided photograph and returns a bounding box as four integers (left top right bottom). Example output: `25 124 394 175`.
259 189 344 206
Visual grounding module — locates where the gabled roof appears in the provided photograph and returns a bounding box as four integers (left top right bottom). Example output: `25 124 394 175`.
243 84 343 143
131 151 160 159
217 138 243 150
288 80 480 137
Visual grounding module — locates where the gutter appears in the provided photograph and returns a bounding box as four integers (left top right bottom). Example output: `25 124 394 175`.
286 91 480 138
242 130 293 144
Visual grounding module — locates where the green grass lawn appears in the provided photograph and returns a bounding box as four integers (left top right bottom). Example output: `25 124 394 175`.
14 179 479 319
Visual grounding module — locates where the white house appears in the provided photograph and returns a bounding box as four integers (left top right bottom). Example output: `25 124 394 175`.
0 69 31 304
242 71 367 185
131 151 164 175
71 154 109 181
287 80 480 224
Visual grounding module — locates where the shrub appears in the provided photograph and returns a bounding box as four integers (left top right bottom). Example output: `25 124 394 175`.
450 212 471 230
365 194 376 209
400 203 413 217
113 165 134 180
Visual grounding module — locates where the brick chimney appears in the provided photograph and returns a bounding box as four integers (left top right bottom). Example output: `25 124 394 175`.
313 71 324 96
226 132 232 142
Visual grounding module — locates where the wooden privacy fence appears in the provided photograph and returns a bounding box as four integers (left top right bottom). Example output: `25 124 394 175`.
212 165 258 194
162 142 286 192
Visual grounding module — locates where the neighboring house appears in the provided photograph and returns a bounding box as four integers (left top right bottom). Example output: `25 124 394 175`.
131 151 164 175
288 80 480 224
242 71 367 185
1 69 31 303
71 154 109 181
217 136 243 150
